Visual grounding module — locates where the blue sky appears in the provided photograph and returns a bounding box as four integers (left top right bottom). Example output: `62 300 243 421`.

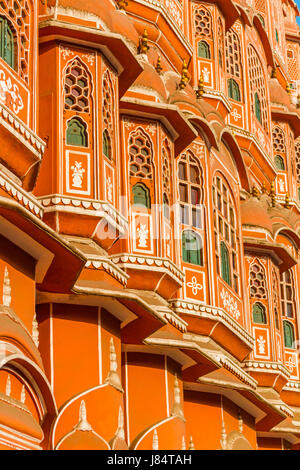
297 0 300 25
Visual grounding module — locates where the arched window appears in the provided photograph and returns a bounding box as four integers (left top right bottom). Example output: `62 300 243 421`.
103 130 111 159
272 126 286 155
0 3 31 82
64 59 90 113
218 18 224 68
162 139 171 219
275 155 285 170
280 270 295 318
178 151 203 228
250 261 267 299
272 268 280 330
129 130 153 179
163 193 170 219
254 93 262 124
248 45 268 131
225 29 243 102
132 183 151 209
182 230 203 266
295 140 300 184
66 118 87 147
283 321 295 349
228 79 241 101
0 17 14 69
220 242 231 285
198 41 210 59
102 70 115 161
252 302 267 324
194 7 212 38
213 174 239 293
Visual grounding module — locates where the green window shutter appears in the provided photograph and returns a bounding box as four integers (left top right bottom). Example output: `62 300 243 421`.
298 187 300 201
66 119 87 147
228 79 241 101
103 130 111 159
0 18 14 68
275 155 285 170
283 321 295 349
132 184 151 208
252 303 266 324
255 93 262 124
198 41 210 59
182 231 203 266
221 242 231 286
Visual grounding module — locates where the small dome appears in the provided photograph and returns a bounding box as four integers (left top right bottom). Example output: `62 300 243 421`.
269 78 292 109
110 10 139 47
57 400 110 450
47 0 113 29
241 197 273 234
132 61 168 101
59 429 109 450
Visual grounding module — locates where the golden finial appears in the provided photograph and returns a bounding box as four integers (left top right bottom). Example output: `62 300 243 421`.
271 68 277 79
105 337 124 392
115 406 125 440
238 411 243 434
32 313 39 348
189 436 195 450
261 181 267 194
178 59 189 90
75 400 92 432
252 186 260 199
155 56 163 74
2 266 11 308
196 75 205 99
21 385 26 404
171 374 185 420
138 29 149 55
116 0 128 10
5 375 11 397
269 181 276 207
182 436 186 450
286 83 291 95
284 194 291 209
152 429 159 450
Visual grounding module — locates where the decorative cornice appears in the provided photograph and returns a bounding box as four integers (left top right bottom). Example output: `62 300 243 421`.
170 299 254 349
0 172 44 219
39 195 128 232
85 257 129 286
157 306 187 333
283 381 300 392
111 254 185 284
0 103 46 159
242 360 291 380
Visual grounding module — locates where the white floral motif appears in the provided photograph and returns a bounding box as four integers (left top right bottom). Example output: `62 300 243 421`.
71 161 85 188
187 276 203 296
231 108 241 122
202 67 210 83
278 178 285 193
60 47 73 60
220 288 241 320
257 336 266 355
285 356 297 374
162 0 183 28
0 71 24 115
83 54 95 66
106 176 113 203
137 224 149 248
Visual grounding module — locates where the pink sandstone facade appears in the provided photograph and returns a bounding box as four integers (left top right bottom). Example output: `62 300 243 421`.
0 0 300 450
